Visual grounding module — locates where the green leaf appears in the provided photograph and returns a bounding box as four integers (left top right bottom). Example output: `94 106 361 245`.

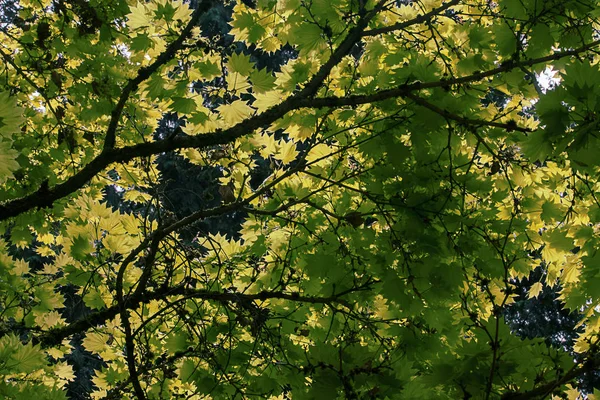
521 131 553 162
492 24 517 56
0 141 20 185
227 52 254 76
165 332 190 353
9 342 46 373
69 235 94 260
250 68 276 93
170 97 197 114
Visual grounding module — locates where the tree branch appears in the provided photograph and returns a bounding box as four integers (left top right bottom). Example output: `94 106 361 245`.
36 287 356 347
102 0 214 151
501 353 600 400
403 91 530 132
296 0 388 98
1 39 599 222
362 0 460 37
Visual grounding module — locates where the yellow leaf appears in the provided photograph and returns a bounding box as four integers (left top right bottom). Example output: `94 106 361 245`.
275 140 298 164
83 332 110 354
40 262 59 275
253 91 282 112
13 259 29 275
102 235 137 254
46 347 65 360
561 256 580 284
250 132 278 158
217 100 254 125
306 143 332 164
126 2 154 31
528 282 543 299
35 311 66 329
564 384 582 400
172 0 193 24
123 189 152 203
287 124 313 142
573 338 590 353
227 72 251 93
55 361 75 382
261 36 282 53
36 245 55 257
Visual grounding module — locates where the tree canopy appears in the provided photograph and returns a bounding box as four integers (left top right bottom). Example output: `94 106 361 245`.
1 0 600 398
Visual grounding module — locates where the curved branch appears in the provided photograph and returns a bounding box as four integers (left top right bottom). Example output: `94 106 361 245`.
362 0 460 37
403 91 530 132
102 0 215 151
1 37 598 222
36 287 358 347
501 353 600 400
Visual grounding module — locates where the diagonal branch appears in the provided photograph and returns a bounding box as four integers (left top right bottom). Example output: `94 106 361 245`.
296 0 389 98
102 0 214 151
36 286 358 347
362 0 460 37
501 352 600 399
402 91 530 132
1 39 599 222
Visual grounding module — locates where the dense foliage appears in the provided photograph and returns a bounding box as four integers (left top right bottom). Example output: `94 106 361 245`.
1 0 600 398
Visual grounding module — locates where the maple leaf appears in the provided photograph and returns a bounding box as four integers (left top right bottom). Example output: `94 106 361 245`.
527 282 543 299
0 140 20 184
227 52 255 76
250 68 276 93
217 100 254 125
275 140 298 164
9 342 46 373
0 92 24 137
127 2 155 31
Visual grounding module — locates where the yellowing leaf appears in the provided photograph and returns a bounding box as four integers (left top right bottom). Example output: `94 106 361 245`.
102 235 137 254
261 36 282 53
123 189 152 203
127 2 154 31
83 332 110 354
217 100 254 125
561 256 581 284
12 259 29 275
275 140 298 164
306 143 332 164
227 72 251 92
55 361 76 382
35 311 66 329
253 91 282 112
564 385 582 400
528 282 543 299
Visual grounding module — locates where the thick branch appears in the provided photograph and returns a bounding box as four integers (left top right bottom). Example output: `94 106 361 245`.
1 39 598 222
296 0 388 98
307 39 600 108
